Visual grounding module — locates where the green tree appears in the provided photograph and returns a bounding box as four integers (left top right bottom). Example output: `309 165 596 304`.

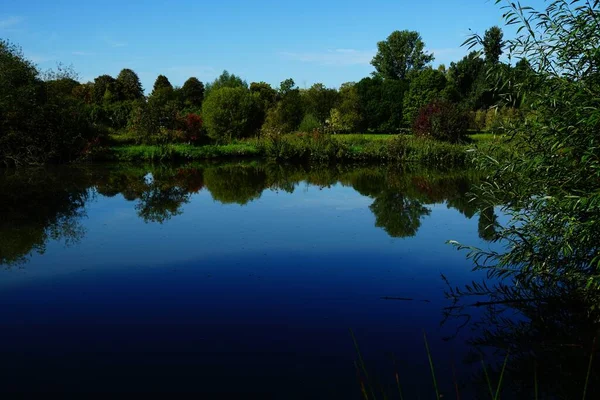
447 51 486 108
116 68 144 100
0 40 97 165
263 79 304 133
203 164 267 205
205 70 247 95
250 81 278 112
403 68 448 125
330 82 362 133
151 75 173 96
458 1 600 292
181 77 205 108
371 30 434 80
355 76 407 132
370 192 431 238
483 26 504 65
92 74 118 104
202 86 261 142
302 83 340 124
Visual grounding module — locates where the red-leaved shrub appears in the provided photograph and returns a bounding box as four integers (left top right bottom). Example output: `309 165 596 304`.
181 113 203 143
413 100 469 143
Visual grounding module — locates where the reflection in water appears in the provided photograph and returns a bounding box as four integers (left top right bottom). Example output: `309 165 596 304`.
1 162 596 396
0 162 491 268
0 168 89 266
444 270 600 397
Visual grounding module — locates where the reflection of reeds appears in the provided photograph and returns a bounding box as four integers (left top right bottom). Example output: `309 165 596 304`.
352 330 513 400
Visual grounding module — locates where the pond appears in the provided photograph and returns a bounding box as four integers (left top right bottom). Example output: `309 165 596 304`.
0 162 593 397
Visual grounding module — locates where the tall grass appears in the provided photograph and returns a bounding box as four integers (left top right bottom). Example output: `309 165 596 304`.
98 132 512 167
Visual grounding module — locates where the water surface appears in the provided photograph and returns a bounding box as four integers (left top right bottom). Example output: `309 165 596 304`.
0 162 521 396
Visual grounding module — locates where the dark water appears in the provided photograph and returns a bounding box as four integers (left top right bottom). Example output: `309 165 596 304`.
0 162 596 397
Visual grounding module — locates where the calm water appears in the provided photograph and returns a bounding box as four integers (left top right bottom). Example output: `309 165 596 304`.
0 162 594 397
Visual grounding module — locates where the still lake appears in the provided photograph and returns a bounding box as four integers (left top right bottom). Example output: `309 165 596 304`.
0 162 499 397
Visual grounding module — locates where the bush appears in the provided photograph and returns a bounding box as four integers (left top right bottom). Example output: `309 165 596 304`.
484 107 522 133
298 113 321 133
202 87 261 142
413 100 469 142
0 40 99 165
180 113 203 143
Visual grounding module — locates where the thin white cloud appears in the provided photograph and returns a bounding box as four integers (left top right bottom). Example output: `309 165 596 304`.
103 37 128 48
280 49 375 66
0 16 23 29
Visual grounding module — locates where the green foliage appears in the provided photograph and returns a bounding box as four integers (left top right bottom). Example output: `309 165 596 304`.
181 77 205 108
371 30 434 80
116 68 144 100
0 39 98 166
330 82 362 133
250 81 277 111
447 52 486 108
403 68 448 126
302 83 340 124
202 87 261 142
298 113 321 133
458 1 600 291
262 78 304 133
205 70 247 95
152 74 173 94
92 74 119 104
483 26 504 65
355 76 407 132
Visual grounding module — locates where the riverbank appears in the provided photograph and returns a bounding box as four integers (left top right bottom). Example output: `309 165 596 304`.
95 133 511 168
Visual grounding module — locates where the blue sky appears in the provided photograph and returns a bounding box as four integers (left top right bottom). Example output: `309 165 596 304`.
0 0 546 91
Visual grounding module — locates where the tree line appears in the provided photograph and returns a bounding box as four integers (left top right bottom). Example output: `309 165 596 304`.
1 25 534 165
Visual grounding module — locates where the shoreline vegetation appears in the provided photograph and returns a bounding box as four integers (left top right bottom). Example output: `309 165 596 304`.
96 132 511 168
2 22 522 168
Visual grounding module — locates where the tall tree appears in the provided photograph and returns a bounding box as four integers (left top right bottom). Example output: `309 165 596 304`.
205 70 247 95
116 69 144 100
92 74 118 103
402 68 448 125
202 87 261 142
447 51 486 107
371 30 434 80
151 75 173 95
483 26 504 64
250 81 277 111
303 83 340 124
181 77 205 108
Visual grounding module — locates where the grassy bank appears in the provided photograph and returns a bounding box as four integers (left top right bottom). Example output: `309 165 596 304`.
97 133 510 167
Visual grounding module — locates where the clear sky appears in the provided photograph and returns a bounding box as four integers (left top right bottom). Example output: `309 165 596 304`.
0 0 546 91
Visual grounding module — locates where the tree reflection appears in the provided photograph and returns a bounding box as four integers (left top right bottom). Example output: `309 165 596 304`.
443 275 600 398
0 168 89 266
203 164 267 205
370 192 431 238
0 162 491 266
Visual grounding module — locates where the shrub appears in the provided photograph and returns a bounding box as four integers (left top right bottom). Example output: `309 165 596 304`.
298 113 321 133
413 100 469 142
474 109 487 131
202 87 261 142
181 113 203 143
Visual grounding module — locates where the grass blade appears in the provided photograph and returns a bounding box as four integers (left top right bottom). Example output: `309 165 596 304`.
583 336 596 400
481 357 494 399
534 361 538 400
494 352 510 400
423 331 440 399
350 329 376 400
